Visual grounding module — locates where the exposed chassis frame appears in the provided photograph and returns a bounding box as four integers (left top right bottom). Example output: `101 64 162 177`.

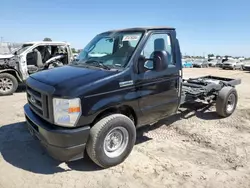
180 75 241 105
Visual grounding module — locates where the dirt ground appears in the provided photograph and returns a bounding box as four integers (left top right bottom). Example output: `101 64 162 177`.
0 68 250 188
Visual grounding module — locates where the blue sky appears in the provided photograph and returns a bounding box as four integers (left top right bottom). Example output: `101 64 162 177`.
1 0 250 57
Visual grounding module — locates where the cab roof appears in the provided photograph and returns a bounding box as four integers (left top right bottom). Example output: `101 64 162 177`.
100 26 175 34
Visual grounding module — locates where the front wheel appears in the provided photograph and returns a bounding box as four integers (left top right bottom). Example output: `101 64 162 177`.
0 73 18 96
86 114 136 168
216 87 238 117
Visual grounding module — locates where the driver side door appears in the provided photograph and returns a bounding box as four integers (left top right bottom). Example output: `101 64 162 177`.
135 31 180 125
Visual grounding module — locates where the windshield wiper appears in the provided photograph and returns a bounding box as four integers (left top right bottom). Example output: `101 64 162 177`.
84 60 111 70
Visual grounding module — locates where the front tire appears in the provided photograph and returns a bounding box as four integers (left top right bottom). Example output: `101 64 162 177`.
0 73 18 96
86 114 136 168
216 87 238 117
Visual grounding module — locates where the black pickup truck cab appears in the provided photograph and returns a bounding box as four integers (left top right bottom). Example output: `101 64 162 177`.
24 27 241 168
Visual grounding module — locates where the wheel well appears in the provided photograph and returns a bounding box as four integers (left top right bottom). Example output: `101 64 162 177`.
0 70 21 82
92 105 137 127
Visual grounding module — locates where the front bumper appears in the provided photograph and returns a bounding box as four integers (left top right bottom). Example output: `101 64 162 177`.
24 103 90 162
222 64 234 69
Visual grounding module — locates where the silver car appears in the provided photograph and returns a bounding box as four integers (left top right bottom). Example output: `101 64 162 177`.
208 59 218 67
222 59 243 70
192 59 209 68
242 60 250 71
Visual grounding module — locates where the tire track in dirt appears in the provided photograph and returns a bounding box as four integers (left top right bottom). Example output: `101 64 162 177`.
136 107 250 172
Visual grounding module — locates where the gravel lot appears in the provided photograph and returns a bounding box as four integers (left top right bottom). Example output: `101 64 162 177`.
0 68 250 188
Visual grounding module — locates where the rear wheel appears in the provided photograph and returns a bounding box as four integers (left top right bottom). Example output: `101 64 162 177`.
86 114 136 168
0 73 18 96
216 87 238 117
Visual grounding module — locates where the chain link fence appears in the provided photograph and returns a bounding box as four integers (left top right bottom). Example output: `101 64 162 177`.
0 42 22 54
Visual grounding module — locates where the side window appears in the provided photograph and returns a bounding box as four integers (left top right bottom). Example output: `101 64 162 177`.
46 46 52 54
36 45 52 63
141 33 173 69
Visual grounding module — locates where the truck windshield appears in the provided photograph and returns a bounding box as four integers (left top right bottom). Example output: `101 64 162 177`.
74 31 143 69
226 60 236 63
15 44 33 55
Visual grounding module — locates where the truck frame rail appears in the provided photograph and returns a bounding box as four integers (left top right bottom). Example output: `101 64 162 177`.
180 75 241 104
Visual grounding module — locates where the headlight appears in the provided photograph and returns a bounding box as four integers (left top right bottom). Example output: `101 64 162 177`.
53 98 81 127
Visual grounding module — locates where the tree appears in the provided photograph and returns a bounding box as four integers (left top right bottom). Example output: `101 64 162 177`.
71 48 77 53
43 37 52 41
208 54 214 58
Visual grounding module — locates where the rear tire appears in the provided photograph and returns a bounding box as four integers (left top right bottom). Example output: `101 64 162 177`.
0 73 18 96
86 114 136 168
216 87 238 117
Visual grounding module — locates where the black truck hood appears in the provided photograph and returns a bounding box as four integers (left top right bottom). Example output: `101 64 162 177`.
30 65 115 87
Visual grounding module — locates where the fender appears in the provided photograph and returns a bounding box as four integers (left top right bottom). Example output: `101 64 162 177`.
0 69 23 82
77 88 142 127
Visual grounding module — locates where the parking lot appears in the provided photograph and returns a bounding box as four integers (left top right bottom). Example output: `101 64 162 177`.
0 68 250 188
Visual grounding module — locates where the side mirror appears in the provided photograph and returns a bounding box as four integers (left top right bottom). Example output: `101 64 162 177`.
137 55 152 73
149 51 169 71
144 61 154 70
152 50 169 71
137 51 169 73
138 55 154 70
